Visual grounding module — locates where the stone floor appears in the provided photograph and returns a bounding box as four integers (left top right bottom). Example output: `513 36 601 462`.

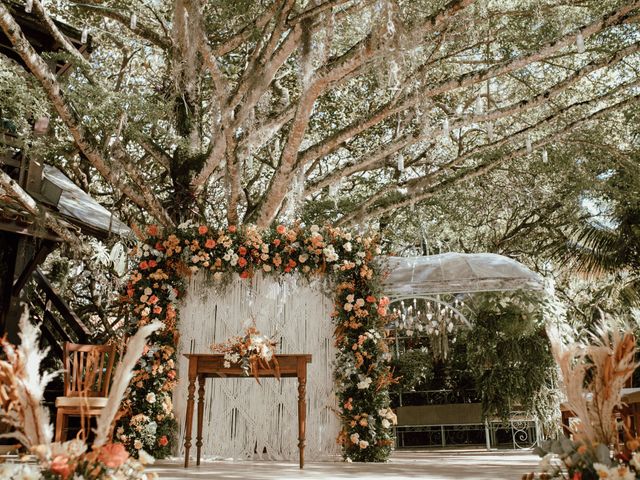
149 449 540 480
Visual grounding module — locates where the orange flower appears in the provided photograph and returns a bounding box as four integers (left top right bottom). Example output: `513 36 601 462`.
153 306 163 314
288 259 297 268
158 435 169 447
276 224 286 234
273 239 281 247
149 295 159 304
167 370 176 380
205 238 216 249
238 246 247 256
147 225 158 236
238 257 247 268
50 455 74 479
379 297 390 307
377 307 387 316
240 270 251 279
344 398 353 410
228 225 237 233
97 443 129 469
148 260 157 268
198 225 208 235
366 295 377 303
139 261 149 270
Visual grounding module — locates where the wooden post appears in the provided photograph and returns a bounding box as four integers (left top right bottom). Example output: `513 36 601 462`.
184 356 197 468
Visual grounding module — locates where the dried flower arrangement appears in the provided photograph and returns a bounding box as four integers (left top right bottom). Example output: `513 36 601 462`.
525 325 640 480
210 324 280 382
0 306 162 479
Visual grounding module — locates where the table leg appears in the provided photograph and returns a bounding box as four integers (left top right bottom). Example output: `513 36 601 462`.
184 369 197 468
297 365 307 469
196 375 205 466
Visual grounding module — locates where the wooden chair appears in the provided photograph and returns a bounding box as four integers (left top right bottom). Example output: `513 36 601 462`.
55 342 116 442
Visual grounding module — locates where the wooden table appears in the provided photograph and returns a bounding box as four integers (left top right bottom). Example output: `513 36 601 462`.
182 353 312 469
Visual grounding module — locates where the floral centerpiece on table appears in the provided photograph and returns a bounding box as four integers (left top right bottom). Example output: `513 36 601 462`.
523 326 639 480
0 307 161 480
211 324 280 382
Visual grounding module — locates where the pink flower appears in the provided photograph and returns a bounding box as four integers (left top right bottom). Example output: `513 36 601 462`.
50 455 74 479
97 443 130 469
276 225 286 234
198 225 208 235
205 238 216 248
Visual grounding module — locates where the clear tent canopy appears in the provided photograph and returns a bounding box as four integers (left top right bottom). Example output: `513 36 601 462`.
378 253 544 358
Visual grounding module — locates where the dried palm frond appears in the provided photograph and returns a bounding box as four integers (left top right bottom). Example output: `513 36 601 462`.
93 321 163 447
552 324 638 446
0 306 56 449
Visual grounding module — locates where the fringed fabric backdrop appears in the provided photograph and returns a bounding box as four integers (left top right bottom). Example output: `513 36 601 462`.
174 271 340 460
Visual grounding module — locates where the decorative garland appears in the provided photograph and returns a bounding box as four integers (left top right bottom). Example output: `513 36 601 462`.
118 223 395 462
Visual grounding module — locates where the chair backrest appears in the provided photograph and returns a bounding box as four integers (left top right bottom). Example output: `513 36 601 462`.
63 342 117 397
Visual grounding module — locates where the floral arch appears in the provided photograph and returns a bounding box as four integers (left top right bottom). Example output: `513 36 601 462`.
118 223 395 462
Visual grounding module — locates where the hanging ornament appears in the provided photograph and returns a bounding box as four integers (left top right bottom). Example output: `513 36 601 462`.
130 13 137 29
487 122 494 141
397 154 405 172
475 95 483 115
542 149 548 163
442 117 450 138
25 0 33 13
576 32 585 53
81 27 88 44
526 137 532 154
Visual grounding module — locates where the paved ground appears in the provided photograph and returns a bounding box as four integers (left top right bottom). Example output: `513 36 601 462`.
150 449 539 480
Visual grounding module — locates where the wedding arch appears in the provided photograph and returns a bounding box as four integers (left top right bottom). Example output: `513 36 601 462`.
118 223 395 463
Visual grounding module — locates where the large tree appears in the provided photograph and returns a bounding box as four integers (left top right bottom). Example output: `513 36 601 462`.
0 0 639 233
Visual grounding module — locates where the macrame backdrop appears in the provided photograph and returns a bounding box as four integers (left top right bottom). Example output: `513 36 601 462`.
173 271 341 461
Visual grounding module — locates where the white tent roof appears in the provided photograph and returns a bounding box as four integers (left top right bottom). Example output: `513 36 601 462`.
380 253 543 298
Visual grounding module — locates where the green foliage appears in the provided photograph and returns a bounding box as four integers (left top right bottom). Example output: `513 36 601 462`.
465 291 556 421
390 349 433 394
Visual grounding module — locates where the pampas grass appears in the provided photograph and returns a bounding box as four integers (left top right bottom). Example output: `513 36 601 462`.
93 320 163 447
552 324 638 446
0 305 55 448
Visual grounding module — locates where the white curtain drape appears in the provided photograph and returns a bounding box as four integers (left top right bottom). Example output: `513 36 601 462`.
174 271 341 461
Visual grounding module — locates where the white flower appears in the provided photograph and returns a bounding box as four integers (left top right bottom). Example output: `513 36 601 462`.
358 440 369 449
263 264 272 272
357 377 372 389
134 439 143 450
343 242 352 252
357 251 366 258
382 419 391 429
146 392 156 404
344 303 353 312
355 298 365 307
310 225 320 233
346 294 355 303
631 452 640 470
344 233 352 241
144 287 152 296
142 307 150 317
138 449 155 465
350 433 360 444
323 245 339 262
224 361 231 368
261 253 269 261
375 246 382 254
299 254 309 263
